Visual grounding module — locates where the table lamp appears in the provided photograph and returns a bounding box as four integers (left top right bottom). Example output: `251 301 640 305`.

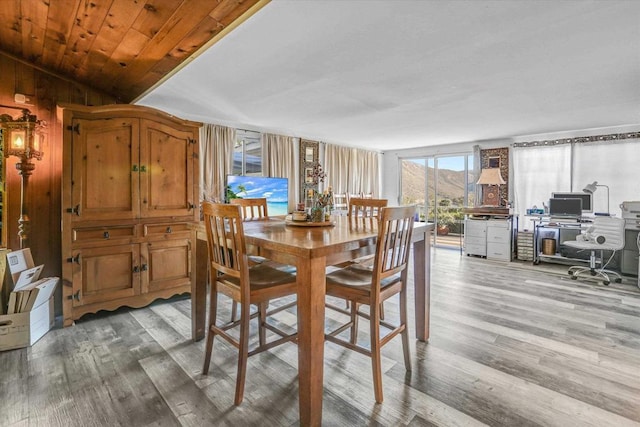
476 168 505 206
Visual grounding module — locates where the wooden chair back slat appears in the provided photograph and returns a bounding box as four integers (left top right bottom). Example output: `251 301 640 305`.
230 198 269 220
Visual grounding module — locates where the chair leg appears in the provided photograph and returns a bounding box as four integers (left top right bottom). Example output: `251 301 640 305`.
399 288 411 371
350 302 359 344
234 301 251 405
258 302 267 347
370 301 383 404
202 285 219 375
231 301 238 322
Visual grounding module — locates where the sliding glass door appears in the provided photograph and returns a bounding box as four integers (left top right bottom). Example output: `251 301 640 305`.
400 154 475 248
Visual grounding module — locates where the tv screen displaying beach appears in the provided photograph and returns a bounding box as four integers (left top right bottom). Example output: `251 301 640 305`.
226 175 289 215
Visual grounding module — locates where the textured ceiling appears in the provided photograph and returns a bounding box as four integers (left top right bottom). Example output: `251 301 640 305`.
0 0 263 102
136 0 639 151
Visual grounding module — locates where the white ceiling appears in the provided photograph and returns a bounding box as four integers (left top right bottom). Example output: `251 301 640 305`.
136 0 640 151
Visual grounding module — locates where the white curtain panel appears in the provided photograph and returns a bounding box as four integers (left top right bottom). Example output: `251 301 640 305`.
324 143 352 194
262 133 297 211
199 123 235 202
324 144 380 197
512 144 572 231
573 138 640 216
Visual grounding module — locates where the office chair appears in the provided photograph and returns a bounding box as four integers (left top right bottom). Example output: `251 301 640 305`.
563 216 625 286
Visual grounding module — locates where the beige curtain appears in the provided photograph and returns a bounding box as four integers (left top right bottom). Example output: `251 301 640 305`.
262 133 296 212
324 143 380 197
200 123 235 202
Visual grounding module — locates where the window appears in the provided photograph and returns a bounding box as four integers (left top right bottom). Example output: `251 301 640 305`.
400 153 475 249
233 129 262 176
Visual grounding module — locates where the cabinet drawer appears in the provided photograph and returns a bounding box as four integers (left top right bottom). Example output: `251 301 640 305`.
464 236 485 246
465 221 487 237
487 226 510 243
487 242 510 260
465 243 486 256
73 225 137 244
143 222 191 238
486 220 510 229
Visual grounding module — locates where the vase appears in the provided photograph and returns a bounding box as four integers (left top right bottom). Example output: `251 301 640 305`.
310 206 324 222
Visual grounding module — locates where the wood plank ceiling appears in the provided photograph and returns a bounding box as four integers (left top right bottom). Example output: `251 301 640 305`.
0 0 264 102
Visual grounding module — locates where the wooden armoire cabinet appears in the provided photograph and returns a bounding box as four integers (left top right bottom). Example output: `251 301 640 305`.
59 104 201 326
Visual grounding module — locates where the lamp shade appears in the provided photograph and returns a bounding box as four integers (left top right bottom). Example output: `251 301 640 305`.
476 168 505 185
583 181 598 194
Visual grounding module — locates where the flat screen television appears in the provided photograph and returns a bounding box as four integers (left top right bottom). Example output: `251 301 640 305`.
226 175 289 215
552 192 592 213
548 198 582 218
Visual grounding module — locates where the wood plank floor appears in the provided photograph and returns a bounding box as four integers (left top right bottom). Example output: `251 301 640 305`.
2 249 640 426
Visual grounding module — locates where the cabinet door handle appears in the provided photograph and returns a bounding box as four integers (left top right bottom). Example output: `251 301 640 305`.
132 165 138 172
166 226 172 234
68 290 81 301
133 265 140 273
140 165 147 172
141 264 148 271
188 203 194 210
103 231 110 239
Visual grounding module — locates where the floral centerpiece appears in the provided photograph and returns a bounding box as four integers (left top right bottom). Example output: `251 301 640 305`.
309 164 333 222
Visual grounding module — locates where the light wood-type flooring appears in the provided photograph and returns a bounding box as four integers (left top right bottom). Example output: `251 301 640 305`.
2 248 640 426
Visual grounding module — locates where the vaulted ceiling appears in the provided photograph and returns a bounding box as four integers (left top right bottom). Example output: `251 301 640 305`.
0 0 264 102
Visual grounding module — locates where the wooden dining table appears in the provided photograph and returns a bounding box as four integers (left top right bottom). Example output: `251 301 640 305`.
192 216 434 426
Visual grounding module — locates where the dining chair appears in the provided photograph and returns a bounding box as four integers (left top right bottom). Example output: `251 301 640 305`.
341 197 390 317
332 192 349 216
228 197 295 320
201 202 298 405
230 197 269 220
325 205 416 403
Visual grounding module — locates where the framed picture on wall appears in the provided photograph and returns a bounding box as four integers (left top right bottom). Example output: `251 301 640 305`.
305 167 314 183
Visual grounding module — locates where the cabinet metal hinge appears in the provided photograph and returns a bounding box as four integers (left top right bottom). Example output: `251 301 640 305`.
66 205 80 216
188 138 196 144
67 124 80 134
66 254 80 264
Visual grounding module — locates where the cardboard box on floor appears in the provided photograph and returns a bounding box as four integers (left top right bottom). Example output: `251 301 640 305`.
0 249 58 351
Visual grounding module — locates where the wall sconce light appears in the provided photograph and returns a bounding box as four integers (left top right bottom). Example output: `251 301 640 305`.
476 168 505 206
0 105 46 249
583 181 610 215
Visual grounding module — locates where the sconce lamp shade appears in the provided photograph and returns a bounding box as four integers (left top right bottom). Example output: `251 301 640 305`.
0 110 45 161
476 168 505 185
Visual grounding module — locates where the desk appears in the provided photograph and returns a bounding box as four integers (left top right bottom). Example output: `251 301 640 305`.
530 216 588 265
192 217 434 426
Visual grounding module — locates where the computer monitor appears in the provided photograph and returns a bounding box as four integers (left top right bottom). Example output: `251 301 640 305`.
552 192 593 213
548 198 582 218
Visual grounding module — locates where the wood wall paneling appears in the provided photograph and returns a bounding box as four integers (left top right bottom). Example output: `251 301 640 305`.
0 53 116 317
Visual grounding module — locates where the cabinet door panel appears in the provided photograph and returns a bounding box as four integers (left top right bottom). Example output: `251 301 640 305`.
142 238 191 293
71 118 140 221
140 121 195 218
72 244 141 306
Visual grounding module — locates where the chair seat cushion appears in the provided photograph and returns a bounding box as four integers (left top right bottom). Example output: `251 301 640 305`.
326 266 400 292
221 264 296 288
563 240 621 251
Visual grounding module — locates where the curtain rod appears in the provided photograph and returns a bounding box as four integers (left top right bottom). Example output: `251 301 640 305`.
512 131 640 148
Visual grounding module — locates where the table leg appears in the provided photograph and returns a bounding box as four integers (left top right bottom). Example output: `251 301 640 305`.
413 229 431 341
296 256 326 426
